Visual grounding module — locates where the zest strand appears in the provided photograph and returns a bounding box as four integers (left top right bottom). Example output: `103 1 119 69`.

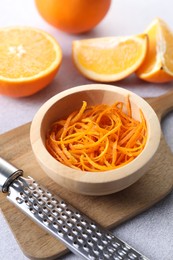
46 98 147 172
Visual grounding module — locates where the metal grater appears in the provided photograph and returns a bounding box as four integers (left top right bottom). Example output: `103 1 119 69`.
0 157 149 260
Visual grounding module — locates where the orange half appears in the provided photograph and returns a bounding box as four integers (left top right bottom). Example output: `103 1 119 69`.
0 27 62 97
136 18 173 83
72 35 148 82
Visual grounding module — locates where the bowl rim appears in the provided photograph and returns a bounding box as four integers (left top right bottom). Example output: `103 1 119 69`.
30 84 161 184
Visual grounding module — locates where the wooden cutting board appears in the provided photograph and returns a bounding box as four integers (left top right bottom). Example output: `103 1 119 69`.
0 90 173 260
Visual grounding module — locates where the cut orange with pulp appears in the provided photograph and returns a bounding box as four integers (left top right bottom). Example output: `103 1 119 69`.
136 18 173 83
0 27 62 97
72 35 148 82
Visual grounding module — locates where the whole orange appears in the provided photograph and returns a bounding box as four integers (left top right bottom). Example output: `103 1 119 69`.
34 0 112 34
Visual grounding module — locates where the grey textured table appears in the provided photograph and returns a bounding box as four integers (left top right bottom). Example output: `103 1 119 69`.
0 1 173 259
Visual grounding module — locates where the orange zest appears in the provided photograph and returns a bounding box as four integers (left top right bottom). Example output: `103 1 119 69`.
46 97 147 172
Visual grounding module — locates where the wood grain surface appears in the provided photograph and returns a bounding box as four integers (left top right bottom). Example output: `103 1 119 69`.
0 92 173 260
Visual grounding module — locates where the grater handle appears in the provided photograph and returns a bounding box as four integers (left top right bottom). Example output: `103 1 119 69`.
0 157 23 192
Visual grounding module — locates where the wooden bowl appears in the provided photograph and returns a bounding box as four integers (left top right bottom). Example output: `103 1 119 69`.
30 84 161 196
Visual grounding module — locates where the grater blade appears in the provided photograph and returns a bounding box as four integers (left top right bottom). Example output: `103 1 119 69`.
0 157 149 260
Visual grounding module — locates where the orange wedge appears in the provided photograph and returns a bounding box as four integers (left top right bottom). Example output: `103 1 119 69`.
136 18 173 83
72 35 148 82
0 27 62 97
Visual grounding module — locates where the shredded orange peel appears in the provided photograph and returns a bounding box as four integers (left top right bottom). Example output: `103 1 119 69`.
46 97 147 172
